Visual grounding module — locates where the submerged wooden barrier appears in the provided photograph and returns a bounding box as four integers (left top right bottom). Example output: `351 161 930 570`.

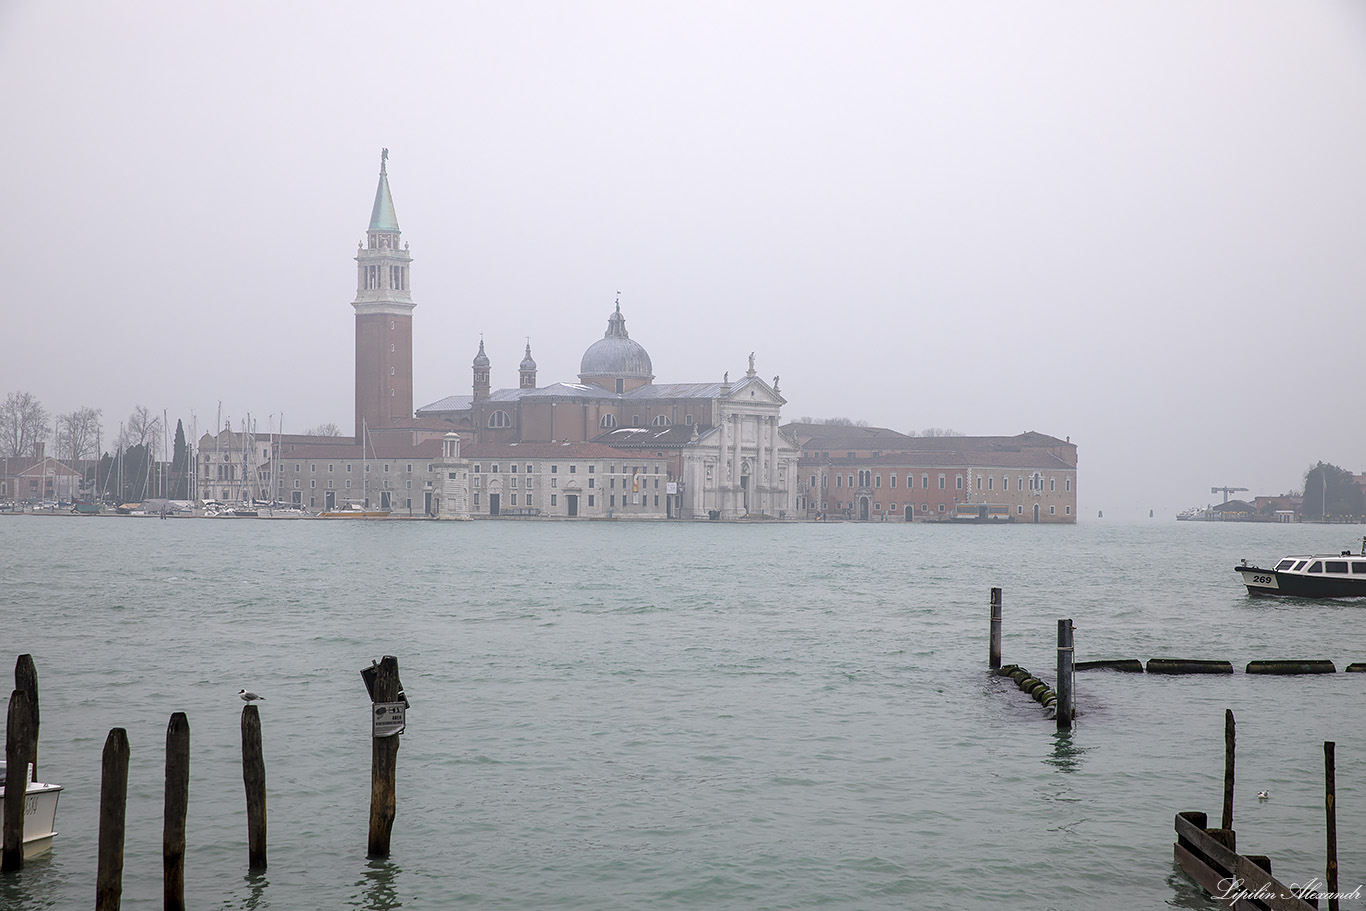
1075 658 1143 672
994 664 1058 715
1146 658 1234 675
1247 660 1337 675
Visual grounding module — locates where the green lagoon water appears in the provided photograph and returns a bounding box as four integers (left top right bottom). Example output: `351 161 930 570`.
2 516 1364 909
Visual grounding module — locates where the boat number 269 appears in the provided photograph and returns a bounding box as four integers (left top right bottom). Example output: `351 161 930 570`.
1251 574 1273 584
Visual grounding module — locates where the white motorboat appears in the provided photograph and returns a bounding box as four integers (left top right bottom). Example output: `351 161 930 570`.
0 760 63 858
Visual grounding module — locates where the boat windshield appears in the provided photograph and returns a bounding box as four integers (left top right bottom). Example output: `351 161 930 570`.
1307 561 1323 574
1275 560 1296 571
1292 561 1307 571
1325 561 1349 574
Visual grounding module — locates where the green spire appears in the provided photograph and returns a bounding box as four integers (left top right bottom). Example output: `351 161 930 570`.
368 148 400 233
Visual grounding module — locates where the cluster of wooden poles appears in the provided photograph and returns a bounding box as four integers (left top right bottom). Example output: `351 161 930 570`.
1175 709 1348 911
987 587 1076 730
2 654 406 911
985 587 1365 726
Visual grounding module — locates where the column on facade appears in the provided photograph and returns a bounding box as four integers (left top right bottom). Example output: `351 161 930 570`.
716 411 728 514
730 413 741 515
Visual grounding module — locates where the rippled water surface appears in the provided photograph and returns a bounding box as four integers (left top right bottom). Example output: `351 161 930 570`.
2 516 1364 909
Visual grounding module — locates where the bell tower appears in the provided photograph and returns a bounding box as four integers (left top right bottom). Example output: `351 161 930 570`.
353 149 414 440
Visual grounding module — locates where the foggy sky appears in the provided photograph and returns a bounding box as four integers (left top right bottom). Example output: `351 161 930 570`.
3 1 1364 519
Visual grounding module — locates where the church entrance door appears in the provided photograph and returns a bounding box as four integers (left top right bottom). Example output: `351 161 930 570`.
567 495 578 517
490 493 500 516
1033 503 1040 524
859 497 870 521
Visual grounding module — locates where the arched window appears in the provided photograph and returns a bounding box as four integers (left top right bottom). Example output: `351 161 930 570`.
600 413 617 428
487 411 511 429
652 415 671 426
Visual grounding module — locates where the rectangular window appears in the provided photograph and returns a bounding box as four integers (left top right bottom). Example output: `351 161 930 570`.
511 494 518 506
939 476 945 490
1066 478 1072 491
588 478 595 488
551 494 558 506
956 476 963 490
1065 506 1071 515
570 465 577 473
526 478 533 489
890 474 896 489
588 465 595 473
836 476 842 488
1050 506 1056 515
875 475 881 488
610 495 616 507
611 478 616 488
1049 478 1055 492
922 475 929 489
328 464 333 473
588 495 595 506
988 477 994 491
551 478 557 488
474 493 480 507
551 465 558 473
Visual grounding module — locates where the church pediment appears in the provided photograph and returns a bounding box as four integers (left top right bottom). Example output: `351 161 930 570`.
725 376 785 407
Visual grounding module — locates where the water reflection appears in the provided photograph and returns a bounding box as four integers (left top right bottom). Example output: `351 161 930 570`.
241 869 269 910
1044 730 1090 773
351 857 402 910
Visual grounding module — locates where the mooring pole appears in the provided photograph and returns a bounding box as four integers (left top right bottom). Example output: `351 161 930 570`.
241 705 267 871
1325 740 1339 911
164 713 190 911
97 728 130 911
1056 619 1074 731
15 654 38 783
988 588 1003 670
1 689 33 873
368 655 402 857
1222 709 1235 831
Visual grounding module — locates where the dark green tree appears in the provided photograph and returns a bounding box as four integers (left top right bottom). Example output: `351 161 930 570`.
1302 462 1366 520
171 420 189 498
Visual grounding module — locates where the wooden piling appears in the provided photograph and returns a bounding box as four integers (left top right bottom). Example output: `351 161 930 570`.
14 655 38 783
1056 619 1074 731
988 587 1003 670
2 689 33 873
96 728 130 911
1221 709 1234 831
164 712 190 911
241 705 267 871
368 655 401 858
1325 741 1339 911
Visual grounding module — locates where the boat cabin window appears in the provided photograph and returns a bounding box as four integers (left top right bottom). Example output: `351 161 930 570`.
1307 561 1323 574
1275 560 1296 571
1353 562 1366 574
1325 561 1349 574
1292 561 1307 571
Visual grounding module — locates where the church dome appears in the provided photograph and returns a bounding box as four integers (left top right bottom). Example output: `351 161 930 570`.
472 340 490 368
579 304 653 381
519 343 537 372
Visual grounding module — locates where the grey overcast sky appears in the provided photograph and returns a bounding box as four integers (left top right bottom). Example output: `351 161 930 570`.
3 1 1364 519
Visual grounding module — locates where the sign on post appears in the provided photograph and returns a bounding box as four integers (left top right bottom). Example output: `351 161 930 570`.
372 702 406 738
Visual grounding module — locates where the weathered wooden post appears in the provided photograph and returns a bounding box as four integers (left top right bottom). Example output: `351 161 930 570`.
241 705 267 871
97 728 130 911
164 712 190 911
2 689 33 872
1325 740 1339 911
367 655 403 857
988 587 1003 670
1222 709 1235 831
15 655 38 782
1056 619 1075 730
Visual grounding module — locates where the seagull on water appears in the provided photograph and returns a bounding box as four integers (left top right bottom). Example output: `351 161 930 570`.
1257 790 1269 800
238 689 265 703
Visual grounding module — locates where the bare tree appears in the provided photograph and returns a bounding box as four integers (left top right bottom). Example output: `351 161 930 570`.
0 390 50 457
911 427 964 438
119 405 163 451
304 422 343 437
56 406 104 461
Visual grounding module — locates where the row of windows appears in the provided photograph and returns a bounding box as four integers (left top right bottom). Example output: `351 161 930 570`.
471 463 663 475
484 410 699 430
834 502 1073 516
821 472 1073 493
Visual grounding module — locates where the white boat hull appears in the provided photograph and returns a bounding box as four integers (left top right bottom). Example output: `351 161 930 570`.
1 767 63 858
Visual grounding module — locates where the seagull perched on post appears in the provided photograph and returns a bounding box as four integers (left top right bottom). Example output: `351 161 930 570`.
238 689 265 704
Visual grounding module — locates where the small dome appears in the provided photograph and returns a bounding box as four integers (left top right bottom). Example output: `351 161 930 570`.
579 304 653 381
472 340 490 368
520 343 537 371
